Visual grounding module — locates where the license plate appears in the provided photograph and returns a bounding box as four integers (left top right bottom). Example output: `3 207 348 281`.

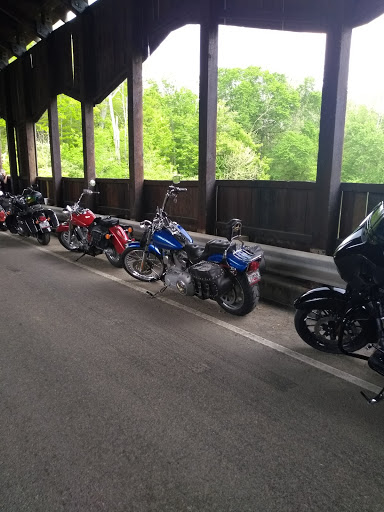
247 269 261 285
39 220 50 229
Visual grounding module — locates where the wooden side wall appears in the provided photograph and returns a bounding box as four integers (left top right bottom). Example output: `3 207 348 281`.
36 176 384 251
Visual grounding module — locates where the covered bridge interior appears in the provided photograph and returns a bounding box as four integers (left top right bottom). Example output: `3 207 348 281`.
0 0 383 255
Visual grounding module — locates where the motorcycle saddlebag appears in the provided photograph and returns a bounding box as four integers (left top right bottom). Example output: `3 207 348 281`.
90 225 109 250
189 261 232 299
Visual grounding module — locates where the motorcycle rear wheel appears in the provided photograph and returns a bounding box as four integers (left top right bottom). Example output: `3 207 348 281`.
123 247 164 282
294 307 373 353
37 232 50 245
105 246 123 268
216 274 259 316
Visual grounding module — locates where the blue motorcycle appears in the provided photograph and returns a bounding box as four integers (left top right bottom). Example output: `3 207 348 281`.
122 179 264 316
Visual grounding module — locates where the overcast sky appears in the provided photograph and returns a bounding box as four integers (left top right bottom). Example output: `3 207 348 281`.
143 13 384 112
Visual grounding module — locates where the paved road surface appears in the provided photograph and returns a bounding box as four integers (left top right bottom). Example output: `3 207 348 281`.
1 232 384 512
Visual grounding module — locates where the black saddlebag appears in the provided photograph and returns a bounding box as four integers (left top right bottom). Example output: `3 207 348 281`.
189 261 232 299
90 225 109 250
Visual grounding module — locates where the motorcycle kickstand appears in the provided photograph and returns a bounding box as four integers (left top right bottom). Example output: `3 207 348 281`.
361 387 384 404
75 252 86 262
146 285 168 298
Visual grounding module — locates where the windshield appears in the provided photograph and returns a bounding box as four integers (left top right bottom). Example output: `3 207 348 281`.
367 202 384 244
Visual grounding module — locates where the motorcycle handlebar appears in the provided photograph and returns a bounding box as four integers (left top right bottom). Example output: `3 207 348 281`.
169 186 187 193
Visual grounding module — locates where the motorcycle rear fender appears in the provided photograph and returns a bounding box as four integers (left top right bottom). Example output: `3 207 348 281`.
126 241 162 258
110 225 129 254
56 223 69 233
294 286 346 310
210 246 264 272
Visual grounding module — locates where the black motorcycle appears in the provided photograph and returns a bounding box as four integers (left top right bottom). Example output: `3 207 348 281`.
294 201 384 404
6 187 59 245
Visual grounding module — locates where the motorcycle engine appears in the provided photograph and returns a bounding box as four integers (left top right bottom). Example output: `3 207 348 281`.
164 268 195 296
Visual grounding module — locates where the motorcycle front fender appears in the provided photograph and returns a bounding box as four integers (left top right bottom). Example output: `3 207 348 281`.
56 223 69 233
294 286 347 310
126 241 162 258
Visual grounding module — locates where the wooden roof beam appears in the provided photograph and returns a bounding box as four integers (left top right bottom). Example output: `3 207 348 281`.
0 4 52 43
56 0 89 16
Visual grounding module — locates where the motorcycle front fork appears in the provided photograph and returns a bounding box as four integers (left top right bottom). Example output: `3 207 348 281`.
338 299 384 404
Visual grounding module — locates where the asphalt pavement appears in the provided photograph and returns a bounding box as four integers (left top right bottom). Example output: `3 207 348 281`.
1 232 384 512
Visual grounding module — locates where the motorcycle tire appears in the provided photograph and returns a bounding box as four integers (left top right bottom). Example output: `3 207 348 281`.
58 230 81 251
37 232 50 245
294 306 375 354
123 247 164 282
216 273 260 316
105 246 123 268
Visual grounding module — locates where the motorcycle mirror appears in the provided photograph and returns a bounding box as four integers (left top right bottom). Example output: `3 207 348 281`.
172 175 181 185
89 179 96 187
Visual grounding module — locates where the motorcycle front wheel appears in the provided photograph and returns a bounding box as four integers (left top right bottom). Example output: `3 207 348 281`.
123 247 164 282
216 274 260 316
294 307 373 353
105 246 123 268
58 230 81 251
37 231 50 245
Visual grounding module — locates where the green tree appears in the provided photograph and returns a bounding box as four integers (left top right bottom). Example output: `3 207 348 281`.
216 100 270 180
268 131 317 181
218 66 300 150
342 104 384 183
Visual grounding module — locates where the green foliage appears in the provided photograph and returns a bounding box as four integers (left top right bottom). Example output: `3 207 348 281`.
28 65 384 186
218 67 300 149
143 81 199 178
0 118 9 173
342 105 384 183
268 131 317 181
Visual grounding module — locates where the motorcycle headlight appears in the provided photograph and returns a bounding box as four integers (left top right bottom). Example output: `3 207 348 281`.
140 220 152 229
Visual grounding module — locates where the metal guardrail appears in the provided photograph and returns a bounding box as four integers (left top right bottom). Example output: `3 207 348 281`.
51 207 344 289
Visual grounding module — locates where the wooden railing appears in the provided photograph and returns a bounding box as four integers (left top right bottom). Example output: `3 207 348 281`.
216 180 316 250
34 177 384 252
338 183 384 239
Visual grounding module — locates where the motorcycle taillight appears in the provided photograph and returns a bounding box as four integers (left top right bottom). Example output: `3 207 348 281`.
247 260 260 272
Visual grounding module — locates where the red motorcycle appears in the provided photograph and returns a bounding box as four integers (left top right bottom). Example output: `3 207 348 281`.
56 186 133 267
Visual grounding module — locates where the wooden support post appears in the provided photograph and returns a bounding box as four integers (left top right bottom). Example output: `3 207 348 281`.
197 0 218 234
128 33 144 221
16 121 37 188
312 19 352 255
5 121 17 194
48 96 63 206
81 101 95 186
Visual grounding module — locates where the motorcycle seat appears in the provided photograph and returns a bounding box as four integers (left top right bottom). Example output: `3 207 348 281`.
184 239 231 264
98 217 119 227
184 242 205 264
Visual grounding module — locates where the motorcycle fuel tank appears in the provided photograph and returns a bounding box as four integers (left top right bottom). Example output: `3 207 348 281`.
152 227 191 250
72 209 96 227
